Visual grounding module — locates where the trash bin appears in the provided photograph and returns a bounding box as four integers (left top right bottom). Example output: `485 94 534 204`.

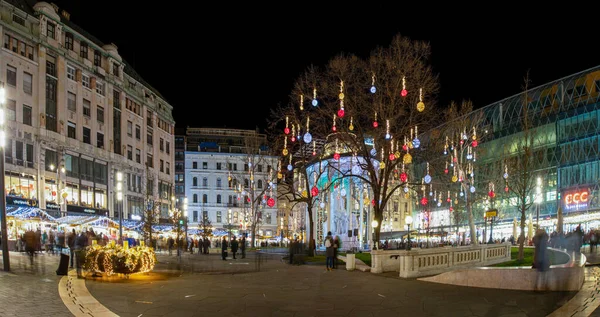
346 253 356 271
56 252 70 275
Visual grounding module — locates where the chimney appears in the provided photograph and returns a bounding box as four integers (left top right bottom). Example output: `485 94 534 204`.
61 10 70 20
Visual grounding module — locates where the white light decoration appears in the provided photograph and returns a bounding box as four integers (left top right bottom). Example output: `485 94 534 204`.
299 94 304 111
312 88 318 106
424 162 431 184
470 186 476 193
412 126 420 148
370 73 376 93
303 116 312 143
385 119 391 140
437 202 442 207
320 202 325 209
404 186 409 193
459 191 464 197
287 155 293 171
341 188 347 197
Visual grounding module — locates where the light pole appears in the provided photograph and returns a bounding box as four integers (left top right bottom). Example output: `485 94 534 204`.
405 215 413 251
371 219 378 250
536 176 543 228
183 196 188 253
0 86 9 271
227 208 232 241
49 163 66 217
116 171 123 245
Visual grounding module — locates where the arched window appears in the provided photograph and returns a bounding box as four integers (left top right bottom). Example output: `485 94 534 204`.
202 177 208 187
202 194 208 203
193 177 198 187
244 179 249 188
193 194 198 203
258 180 263 189
217 178 222 188
217 194 221 203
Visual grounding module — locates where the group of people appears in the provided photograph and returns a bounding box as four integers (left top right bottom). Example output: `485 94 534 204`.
324 231 340 271
220 235 247 260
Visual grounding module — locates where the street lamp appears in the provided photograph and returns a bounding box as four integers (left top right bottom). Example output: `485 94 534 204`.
536 176 543 228
371 219 378 250
0 86 9 271
49 163 66 217
183 196 188 253
405 215 413 251
227 208 233 241
116 171 123 245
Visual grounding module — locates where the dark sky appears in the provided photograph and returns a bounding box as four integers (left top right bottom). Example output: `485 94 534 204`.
48 2 597 132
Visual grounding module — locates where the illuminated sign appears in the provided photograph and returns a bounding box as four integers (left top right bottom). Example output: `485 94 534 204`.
564 189 589 210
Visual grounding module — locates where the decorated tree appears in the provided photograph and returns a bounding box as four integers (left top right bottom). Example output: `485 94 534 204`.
268 34 441 250
142 198 160 248
198 212 213 240
170 208 184 255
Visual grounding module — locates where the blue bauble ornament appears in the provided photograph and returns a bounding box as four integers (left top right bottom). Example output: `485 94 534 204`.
424 174 431 184
370 86 376 94
303 132 312 144
412 138 420 148
312 99 318 107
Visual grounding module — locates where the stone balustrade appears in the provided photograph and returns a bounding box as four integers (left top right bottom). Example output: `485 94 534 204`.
371 243 512 278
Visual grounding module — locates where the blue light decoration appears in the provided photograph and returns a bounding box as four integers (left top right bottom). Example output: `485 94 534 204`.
503 172 508 179
424 174 432 184
303 132 312 144
466 153 473 160
470 186 476 193
370 85 376 94
287 164 293 171
352 165 361 175
385 133 391 140
443 150 447 155
459 191 464 197
370 148 377 156
412 138 420 148
312 99 318 107
429 191 433 196
437 201 442 207
404 187 409 193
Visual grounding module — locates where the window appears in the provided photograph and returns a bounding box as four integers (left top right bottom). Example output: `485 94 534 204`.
166 141 170 154
94 50 101 67
47 22 55 39
94 133 103 150
96 81 104 95
135 149 141 163
147 153 153 168
112 62 119 76
97 106 104 123
160 159 164 173
113 90 120 109
202 194 208 203
160 138 164 152
266 213 271 224
26 143 33 168
216 162 222 170
67 92 76 112
83 127 91 144
217 178 222 188
82 74 90 89
6 100 15 121
135 125 140 140
23 72 32 94
217 211 222 223
258 165 263 172
147 130 153 145
124 145 132 160
193 210 198 223
12 14 25 26
203 162 207 169
193 162 197 169
193 194 198 203
127 121 133 137
83 99 91 117
67 121 76 139
244 179 249 188
146 110 152 127
202 178 208 187
46 55 56 76
244 164 248 172
22 105 31 126
193 177 198 186
80 42 88 59
217 195 221 204
258 180 263 189
7 65 16 86
26 44 33 60
15 141 23 166
166 162 170 175
65 33 73 50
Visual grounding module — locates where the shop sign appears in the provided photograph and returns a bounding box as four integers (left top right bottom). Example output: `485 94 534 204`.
6 196 36 207
67 205 106 215
563 189 589 210
45 202 60 210
485 209 498 218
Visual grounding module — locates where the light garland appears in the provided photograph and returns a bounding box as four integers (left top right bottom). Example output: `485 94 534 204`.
338 80 345 118
417 88 425 112
82 244 156 277
312 88 318 106
300 94 304 111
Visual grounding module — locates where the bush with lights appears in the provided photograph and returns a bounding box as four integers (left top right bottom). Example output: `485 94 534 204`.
82 244 156 276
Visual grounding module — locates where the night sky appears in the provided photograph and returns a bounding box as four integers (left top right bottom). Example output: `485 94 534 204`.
48 2 597 132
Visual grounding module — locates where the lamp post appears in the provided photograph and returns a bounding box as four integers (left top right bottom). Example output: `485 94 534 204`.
536 176 542 228
116 171 123 245
405 215 413 251
227 208 233 241
371 219 378 250
49 163 66 217
483 212 487 244
0 87 9 271
183 196 188 253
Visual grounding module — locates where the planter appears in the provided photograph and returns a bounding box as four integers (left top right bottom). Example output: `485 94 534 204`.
346 253 356 271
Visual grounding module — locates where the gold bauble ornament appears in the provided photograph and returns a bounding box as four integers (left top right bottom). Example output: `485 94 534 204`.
282 148 288 156
403 153 412 164
394 151 401 159
302 190 308 198
404 193 409 199
454 199 459 204
473 135 477 140
417 101 425 112
408 142 414 149
451 175 458 182
277 172 283 179
379 162 386 169
349 124 354 131
339 93 345 100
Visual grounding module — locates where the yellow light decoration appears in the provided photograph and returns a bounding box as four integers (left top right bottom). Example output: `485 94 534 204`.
417 88 425 112
277 172 283 179
408 128 414 149
349 117 354 131
452 175 458 182
302 190 308 198
300 94 304 111
472 126 477 140
403 153 412 164
82 244 156 277
380 162 386 169
282 136 288 155
339 80 345 100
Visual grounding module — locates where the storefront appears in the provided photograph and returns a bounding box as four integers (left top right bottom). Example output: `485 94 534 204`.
67 204 109 217
5 171 37 200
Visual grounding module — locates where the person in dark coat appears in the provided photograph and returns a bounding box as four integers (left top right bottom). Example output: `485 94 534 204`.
230 236 239 259
203 237 210 254
240 235 246 259
333 236 340 269
325 231 334 271
533 229 550 272
221 236 228 260
67 229 76 268
74 231 89 278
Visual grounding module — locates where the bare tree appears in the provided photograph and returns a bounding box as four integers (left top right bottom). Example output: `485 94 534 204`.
268 34 441 247
198 213 212 240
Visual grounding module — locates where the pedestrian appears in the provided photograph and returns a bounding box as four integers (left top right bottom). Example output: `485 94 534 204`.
533 229 550 272
24 228 36 265
240 235 246 259
203 237 210 254
67 229 76 268
74 231 89 278
333 236 340 269
231 236 239 259
325 231 334 271
167 236 174 256
221 236 228 260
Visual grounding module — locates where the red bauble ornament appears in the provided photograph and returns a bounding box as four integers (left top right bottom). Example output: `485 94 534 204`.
291 136 296 142
267 198 275 207
311 186 319 197
505 186 509 192
332 126 337 132
420 197 428 206
401 89 408 97
402 144 408 151
333 152 340 160
400 172 408 182
447 198 451 202
389 153 396 161
371 199 376 206
373 121 378 128
247 197 251 202
312 151 316 156
449 206 454 212
460 140 464 145
472 140 478 147
284 127 290 135
488 191 495 198
337 109 345 118
444 168 449 174
453 157 458 163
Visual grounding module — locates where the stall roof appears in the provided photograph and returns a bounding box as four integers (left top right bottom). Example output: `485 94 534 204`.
7 206 57 222
55 215 119 227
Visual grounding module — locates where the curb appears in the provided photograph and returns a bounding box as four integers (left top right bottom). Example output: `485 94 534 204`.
58 269 118 317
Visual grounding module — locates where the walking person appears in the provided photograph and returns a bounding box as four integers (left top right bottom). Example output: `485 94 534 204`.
221 236 228 260
325 231 334 271
167 236 174 256
203 237 210 254
24 229 36 265
67 229 76 268
333 235 340 269
240 235 246 259
231 236 239 260
74 231 89 278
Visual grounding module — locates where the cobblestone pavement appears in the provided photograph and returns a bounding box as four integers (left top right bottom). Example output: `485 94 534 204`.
84 252 577 317
0 251 71 317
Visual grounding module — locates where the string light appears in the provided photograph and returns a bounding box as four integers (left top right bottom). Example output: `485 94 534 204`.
338 80 345 118
424 162 431 184
284 116 290 135
312 140 316 156
312 88 318 106
303 116 312 143
385 119 391 139
370 73 376 93
291 125 296 142
282 136 288 156
333 139 340 160
412 125 420 148
401 76 408 97
417 87 425 112
349 117 354 131
300 94 304 111
332 114 337 132
373 112 378 128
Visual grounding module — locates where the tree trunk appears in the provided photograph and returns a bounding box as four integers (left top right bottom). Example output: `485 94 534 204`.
518 206 526 262
307 205 315 256
467 199 477 245
251 221 257 248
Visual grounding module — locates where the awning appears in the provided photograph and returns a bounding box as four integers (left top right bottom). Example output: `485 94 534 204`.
55 215 119 228
7 206 57 222
379 230 414 240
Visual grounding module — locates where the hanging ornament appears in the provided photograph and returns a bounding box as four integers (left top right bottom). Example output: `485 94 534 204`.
312 140 316 156
311 186 319 197
451 175 458 182
267 197 275 207
466 146 473 160
333 139 340 160
449 206 454 212
287 155 293 171
299 94 304 111
349 117 354 131
400 76 408 97
332 114 337 132
403 152 412 164
424 162 431 184
400 172 408 183
444 161 449 174
459 191 464 197
303 117 312 143
282 136 288 156
389 153 395 161
412 126 420 148
302 190 308 198
421 197 428 206
379 150 386 169
341 188 347 197
403 185 409 193
395 141 401 158
385 120 391 140
503 165 509 179
334 152 340 160
472 140 478 147
312 88 318 106
417 88 425 112
297 123 301 141
370 73 376 93
290 125 296 142
370 141 377 157
337 80 345 118
437 201 442 207
284 116 290 135
444 136 449 155
505 186 509 193
373 112 378 128
488 182 495 198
